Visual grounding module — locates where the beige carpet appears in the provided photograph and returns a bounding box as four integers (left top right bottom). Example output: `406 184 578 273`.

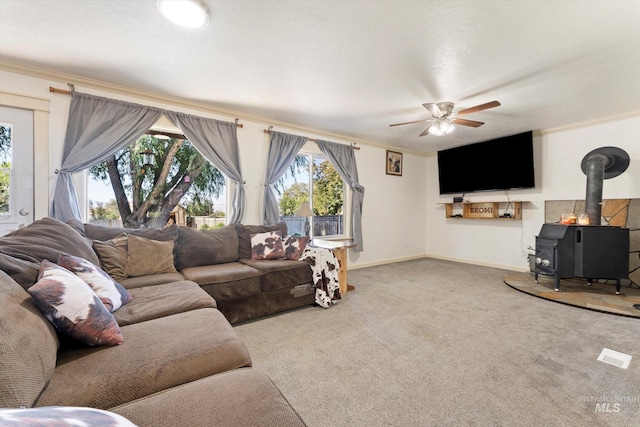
505 274 640 319
235 258 639 427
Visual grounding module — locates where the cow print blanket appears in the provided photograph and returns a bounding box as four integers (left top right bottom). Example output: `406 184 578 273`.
299 246 342 308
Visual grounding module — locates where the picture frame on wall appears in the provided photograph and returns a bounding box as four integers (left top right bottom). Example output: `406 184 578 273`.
386 150 402 176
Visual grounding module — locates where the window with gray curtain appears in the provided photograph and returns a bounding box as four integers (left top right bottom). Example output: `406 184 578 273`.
164 112 245 223
51 91 163 221
316 140 365 252
261 131 308 225
51 89 244 224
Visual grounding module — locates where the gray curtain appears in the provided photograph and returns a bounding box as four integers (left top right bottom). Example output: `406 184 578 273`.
317 140 365 252
263 131 308 225
165 112 244 224
51 90 163 222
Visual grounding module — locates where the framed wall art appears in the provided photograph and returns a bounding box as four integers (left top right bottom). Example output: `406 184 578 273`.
386 150 402 176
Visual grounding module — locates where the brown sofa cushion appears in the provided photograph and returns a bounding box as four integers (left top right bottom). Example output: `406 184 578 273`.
241 259 313 292
83 222 179 242
34 308 252 410
0 218 100 288
174 225 240 270
119 272 185 289
111 368 307 427
113 281 217 326
0 270 59 408
235 222 288 260
181 263 262 302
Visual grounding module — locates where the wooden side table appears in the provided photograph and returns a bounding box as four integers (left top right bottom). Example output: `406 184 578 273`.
312 239 357 295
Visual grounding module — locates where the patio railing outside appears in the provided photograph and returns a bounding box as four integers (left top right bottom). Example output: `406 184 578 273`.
280 215 343 237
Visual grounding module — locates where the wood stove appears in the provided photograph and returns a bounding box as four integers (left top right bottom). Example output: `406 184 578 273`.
534 224 629 293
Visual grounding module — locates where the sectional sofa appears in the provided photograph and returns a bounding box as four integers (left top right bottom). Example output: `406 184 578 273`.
0 217 311 426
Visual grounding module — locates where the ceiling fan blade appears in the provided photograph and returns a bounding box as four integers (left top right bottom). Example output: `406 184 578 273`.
456 100 501 116
419 125 433 137
389 118 429 127
422 103 443 117
451 118 484 127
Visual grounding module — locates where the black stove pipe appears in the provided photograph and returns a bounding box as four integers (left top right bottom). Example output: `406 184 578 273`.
584 153 608 226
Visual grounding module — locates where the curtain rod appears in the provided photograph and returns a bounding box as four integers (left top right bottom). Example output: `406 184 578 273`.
263 128 360 150
48 86 244 128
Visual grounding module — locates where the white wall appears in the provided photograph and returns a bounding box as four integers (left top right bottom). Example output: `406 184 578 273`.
425 116 640 272
0 69 428 269
7 67 634 273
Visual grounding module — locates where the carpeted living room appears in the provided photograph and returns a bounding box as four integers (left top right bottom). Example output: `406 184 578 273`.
1 1 639 427
235 258 640 426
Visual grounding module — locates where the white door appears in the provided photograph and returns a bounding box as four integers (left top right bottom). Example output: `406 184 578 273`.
0 106 34 235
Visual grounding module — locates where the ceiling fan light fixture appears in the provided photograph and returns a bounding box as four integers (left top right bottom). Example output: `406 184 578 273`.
430 118 455 136
157 0 210 29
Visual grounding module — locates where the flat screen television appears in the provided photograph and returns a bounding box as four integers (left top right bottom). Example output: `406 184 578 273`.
437 131 535 195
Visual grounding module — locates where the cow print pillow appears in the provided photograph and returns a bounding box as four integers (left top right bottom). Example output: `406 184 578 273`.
283 235 310 260
27 260 124 346
250 230 285 260
57 253 132 312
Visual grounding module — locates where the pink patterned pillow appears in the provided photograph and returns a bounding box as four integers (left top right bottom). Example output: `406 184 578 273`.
250 230 285 260
58 253 132 312
27 260 124 346
283 235 310 260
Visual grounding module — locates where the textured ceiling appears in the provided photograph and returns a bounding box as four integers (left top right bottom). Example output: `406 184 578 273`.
1 0 639 154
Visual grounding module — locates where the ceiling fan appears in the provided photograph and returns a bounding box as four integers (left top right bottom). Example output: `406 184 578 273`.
390 100 501 136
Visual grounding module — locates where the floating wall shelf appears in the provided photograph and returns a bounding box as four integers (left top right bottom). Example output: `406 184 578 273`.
442 201 523 220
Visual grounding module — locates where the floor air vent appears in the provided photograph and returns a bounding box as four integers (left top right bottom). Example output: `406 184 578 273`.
597 348 632 369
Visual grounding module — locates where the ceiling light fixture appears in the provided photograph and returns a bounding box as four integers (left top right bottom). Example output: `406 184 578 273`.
157 0 210 29
430 117 455 136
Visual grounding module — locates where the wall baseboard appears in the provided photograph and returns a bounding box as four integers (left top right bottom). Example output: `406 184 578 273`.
350 253 528 273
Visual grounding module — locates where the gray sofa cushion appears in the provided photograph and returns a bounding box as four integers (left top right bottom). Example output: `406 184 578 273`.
235 222 288 260
113 280 217 326
174 225 240 270
0 218 100 288
34 308 252 410
111 368 307 427
0 270 59 408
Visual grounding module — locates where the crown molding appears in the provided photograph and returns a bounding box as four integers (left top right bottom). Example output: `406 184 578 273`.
1 60 428 157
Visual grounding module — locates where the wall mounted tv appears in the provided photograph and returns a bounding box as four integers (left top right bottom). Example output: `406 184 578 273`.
437 131 535 195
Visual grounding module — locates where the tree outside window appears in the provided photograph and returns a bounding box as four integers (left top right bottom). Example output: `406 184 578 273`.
88 132 226 229
277 153 344 237
0 124 12 215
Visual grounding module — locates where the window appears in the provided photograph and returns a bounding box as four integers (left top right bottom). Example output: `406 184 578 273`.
87 118 226 229
0 123 12 216
277 151 347 238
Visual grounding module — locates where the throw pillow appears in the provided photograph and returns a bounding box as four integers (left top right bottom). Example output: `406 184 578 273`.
236 222 288 259
283 235 310 260
57 253 132 312
0 407 138 427
251 230 285 260
27 260 123 346
92 234 129 282
125 234 178 277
